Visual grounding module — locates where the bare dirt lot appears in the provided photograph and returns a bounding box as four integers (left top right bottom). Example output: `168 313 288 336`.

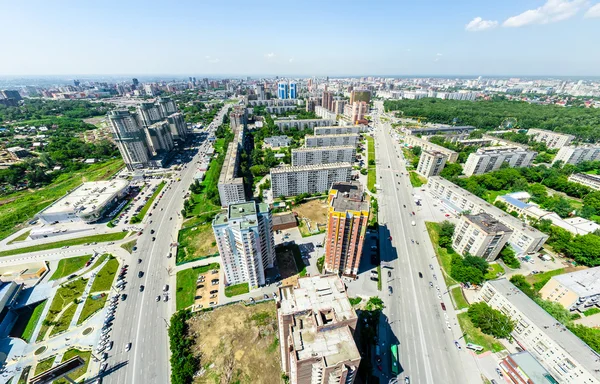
188 302 281 384
292 198 328 225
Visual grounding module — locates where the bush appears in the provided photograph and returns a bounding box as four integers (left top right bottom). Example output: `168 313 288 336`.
500 245 520 269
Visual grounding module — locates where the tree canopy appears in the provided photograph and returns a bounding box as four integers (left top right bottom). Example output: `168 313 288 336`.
467 302 514 339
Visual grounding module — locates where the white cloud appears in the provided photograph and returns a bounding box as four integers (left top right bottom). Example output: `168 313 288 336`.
265 52 275 59
465 17 499 31
585 2 600 17
289 58 294 63
205 56 219 63
436 53 443 56
503 0 587 27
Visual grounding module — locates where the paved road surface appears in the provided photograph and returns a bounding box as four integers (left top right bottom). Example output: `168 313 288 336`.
371 104 481 384
102 105 229 384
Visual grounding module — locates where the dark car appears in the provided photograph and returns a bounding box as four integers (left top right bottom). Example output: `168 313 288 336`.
388 286 393 295
138 271 144 278
440 302 446 311
121 294 127 301
418 272 423 278
139 285 144 292
152 237 156 241
150 229 155 234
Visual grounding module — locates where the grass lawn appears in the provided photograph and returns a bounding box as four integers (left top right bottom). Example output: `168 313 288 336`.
366 136 377 190
54 349 91 384
484 263 505 280
377 265 382 291
584 308 600 317
120 239 137 253
82 254 108 275
0 232 128 257
457 312 504 353
0 159 123 241
409 171 426 187
176 223 218 264
7 230 31 244
187 192 221 216
525 268 565 291
89 257 118 292
49 255 92 281
34 355 56 376
176 263 220 310
425 222 458 286
482 189 511 204
401 148 417 170
49 303 77 336
38 278 87 341
130 181 165 223
450 287 469 310
225 282 250 297
21 300 46 342
77 295 108 325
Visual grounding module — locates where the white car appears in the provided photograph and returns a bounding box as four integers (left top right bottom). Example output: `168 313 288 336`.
125 342 132 352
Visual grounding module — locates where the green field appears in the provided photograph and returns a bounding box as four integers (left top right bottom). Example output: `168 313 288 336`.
425 222 458 286
76 257 118 324
120 239 137 253
0 232 128 257
457 312 504 353
78 295 108 325
482 189 511 204
0 159 123 241
49 255 92 281
55 349 91 384
176 223 218 264
89 257 118 292
450 287 469 310
38 278 87 341
525 268 566 291
130 181 165 223
21 300 46 342
49 303 77 336
367 136 377 190
409 171 426 187
225 282 249 297
176 263 220 310
34 355 56 376
484 263 505 280
7 230 31 244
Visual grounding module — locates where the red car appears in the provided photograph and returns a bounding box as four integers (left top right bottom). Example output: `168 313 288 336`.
388 236 393 241
445 214 450 217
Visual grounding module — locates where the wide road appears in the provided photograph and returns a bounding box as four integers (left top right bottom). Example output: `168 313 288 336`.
372 103 480 384
103 104 229 384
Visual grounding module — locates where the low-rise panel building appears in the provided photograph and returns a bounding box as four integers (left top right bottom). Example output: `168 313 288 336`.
427 177 548 255
403 135 459 163
314 126 363 135
274 119 335 131
552 146 600 166
526 128 575 149
463 146 537 176
271 163 352 197
452 213 512 261
291 145 356 166
478 279 600 384
539 267 600 311
305 134 360 148
568 173 600 191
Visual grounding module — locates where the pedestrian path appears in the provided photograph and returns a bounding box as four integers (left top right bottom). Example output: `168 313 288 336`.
70 257 109 328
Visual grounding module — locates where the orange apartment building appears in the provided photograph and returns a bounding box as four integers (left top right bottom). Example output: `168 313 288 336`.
324 181 370 277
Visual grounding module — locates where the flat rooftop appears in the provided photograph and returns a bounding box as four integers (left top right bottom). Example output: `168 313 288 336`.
465 213 513 234
272 212 297 226
213 201 269 227
304 134 359 140
270 162 352 174
330 182 369 213
551 266 600 298
488 279 600 380
474 146 530 154
505 351 553 384
291 312 360 366
279 275 356 321
218 127 244 184
42 180 129 216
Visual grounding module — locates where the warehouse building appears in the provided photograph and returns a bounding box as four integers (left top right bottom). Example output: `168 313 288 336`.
38 180 130 224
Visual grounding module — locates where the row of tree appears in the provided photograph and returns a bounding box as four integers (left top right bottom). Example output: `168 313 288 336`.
384 97 600 142
169 310 198 384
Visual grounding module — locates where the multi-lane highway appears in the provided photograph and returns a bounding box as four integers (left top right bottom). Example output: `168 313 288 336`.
372 103 481 384
103 104 229 384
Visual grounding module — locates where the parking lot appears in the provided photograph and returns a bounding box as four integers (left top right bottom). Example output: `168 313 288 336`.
193 269 221 310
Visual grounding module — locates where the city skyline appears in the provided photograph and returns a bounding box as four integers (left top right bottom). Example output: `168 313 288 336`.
2 0 600 77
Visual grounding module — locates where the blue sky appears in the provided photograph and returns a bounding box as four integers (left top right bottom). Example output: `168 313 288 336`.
1 0 599 76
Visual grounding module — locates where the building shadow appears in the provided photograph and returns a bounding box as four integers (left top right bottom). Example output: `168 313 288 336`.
83 360 129 383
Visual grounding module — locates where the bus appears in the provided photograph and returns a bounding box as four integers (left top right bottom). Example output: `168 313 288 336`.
390 344 400 376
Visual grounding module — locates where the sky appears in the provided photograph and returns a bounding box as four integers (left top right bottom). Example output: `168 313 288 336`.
1 0 599 77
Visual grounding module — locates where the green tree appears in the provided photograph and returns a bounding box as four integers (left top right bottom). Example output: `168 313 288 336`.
499 245 520 269
467 302 514 339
